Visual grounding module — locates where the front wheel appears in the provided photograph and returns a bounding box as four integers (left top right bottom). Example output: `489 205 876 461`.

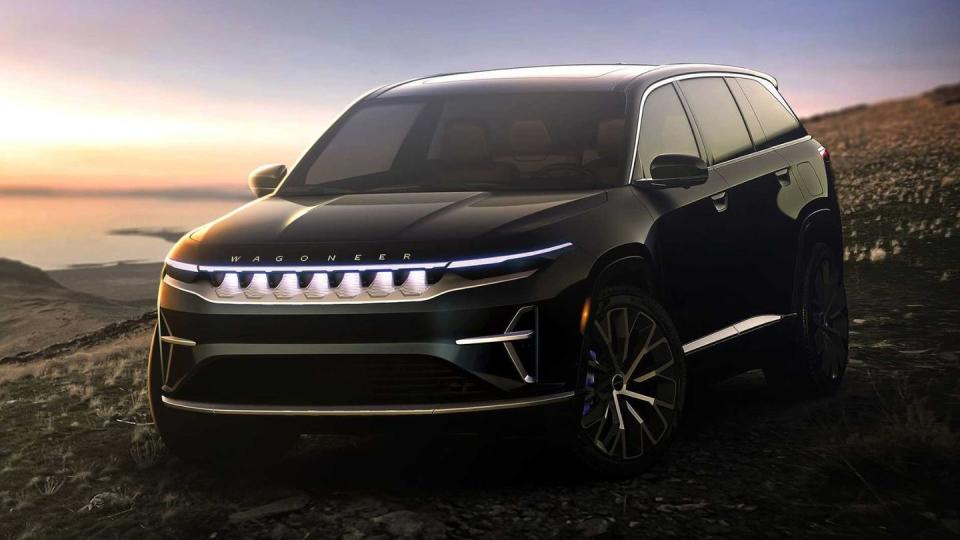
572 287 686 477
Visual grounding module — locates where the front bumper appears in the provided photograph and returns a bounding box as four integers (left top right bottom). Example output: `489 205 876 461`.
155 257 590 417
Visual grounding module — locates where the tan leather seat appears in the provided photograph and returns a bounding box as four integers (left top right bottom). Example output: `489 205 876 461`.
509 120 551 161
596 119 625 161
438 119 493 163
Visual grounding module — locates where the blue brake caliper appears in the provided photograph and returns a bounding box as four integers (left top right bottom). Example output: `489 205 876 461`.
582 350 598 416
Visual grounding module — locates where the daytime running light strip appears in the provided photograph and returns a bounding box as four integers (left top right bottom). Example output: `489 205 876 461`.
446 242 573 269
165 242 572 273
165 258 199 272
197 261 449 273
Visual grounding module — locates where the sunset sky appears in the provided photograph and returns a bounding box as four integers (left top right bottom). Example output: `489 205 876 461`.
1 0 958 190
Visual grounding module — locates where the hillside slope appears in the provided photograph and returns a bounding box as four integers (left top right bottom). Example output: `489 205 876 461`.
805 83 960 278
0 259 144 359
49 261 162 305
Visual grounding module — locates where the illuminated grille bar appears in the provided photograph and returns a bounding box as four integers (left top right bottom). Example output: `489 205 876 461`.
212 270 432 300
168 243 573 302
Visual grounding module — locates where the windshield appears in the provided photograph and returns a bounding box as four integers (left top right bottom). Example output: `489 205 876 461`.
280 92 627 195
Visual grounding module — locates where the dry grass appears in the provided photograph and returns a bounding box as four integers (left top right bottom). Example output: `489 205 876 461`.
0 334 144 384
810 378 959 512
0 325 159 535
130 426 164 470
35 476 65 497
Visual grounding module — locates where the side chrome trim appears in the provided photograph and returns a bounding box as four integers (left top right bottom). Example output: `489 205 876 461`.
682 314 789 355
706 135 811 170
160 391 575 417
456 330 532 345
159 335 197 347
628 72 801 181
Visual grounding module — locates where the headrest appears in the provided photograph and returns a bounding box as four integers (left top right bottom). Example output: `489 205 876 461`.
596 119 625 159
438 119 491 163
509 120 551 161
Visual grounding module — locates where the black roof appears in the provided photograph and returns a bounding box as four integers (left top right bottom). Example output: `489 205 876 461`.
373 64 776 99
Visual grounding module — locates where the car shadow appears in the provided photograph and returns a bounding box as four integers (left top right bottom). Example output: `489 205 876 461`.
256 369 805 495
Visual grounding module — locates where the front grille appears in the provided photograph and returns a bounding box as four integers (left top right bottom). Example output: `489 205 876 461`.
174 354 506 406
208 269 442 300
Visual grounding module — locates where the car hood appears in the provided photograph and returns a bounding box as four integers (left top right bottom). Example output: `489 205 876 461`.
175 190 606 264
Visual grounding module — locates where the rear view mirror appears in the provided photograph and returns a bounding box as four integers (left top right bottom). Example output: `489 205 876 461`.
248 164 287 198
642 154 709 188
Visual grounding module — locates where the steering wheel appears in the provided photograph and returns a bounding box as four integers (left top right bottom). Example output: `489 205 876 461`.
531 163 602 186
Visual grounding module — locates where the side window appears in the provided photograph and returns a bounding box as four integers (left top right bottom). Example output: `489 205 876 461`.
678 78 753 163
735 78 806 148
637 85 700 177
725 77 764 147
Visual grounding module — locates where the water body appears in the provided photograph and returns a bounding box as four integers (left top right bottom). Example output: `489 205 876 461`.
0 195 241 269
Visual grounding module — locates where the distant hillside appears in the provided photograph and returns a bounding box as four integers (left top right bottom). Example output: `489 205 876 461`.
0 259 144 359
804 82 960 278
0 258 63 287
49 261 163 304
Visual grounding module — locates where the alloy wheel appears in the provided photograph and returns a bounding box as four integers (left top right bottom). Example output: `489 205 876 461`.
580 305 679 460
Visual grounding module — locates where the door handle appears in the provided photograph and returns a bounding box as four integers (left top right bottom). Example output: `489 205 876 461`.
775 168 791 187
710 191 728 213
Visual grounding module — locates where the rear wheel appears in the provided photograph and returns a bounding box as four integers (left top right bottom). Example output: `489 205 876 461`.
765 242 849 396
147 327 297 463
572 287 686 477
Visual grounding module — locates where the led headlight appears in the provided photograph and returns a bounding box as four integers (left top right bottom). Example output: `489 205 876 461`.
445 242 573 279
447 243 573 269
163 257 200 283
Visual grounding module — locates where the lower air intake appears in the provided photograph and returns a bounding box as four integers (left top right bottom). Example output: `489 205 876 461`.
173 355 506 406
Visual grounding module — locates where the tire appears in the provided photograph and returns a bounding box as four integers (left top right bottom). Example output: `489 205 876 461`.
764 242 849 396
147 326 297 464
571 286 686 478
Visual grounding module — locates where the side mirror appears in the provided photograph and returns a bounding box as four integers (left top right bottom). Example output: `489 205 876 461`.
248 164 287 198
642 154 709 188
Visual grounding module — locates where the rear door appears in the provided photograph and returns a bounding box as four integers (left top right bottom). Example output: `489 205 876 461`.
676 76 792 327
634 83 733 343
728 77 809 317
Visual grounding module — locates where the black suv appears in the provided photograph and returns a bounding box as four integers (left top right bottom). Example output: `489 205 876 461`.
152 64 847 475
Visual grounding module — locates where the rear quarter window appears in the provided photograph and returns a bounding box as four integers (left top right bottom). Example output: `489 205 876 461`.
735 78 806 149
678 78 753 163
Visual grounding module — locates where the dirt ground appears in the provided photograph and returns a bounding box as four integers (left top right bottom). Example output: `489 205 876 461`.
0 85 958 539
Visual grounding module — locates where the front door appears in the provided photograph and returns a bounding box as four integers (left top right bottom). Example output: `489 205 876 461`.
632 82 734 343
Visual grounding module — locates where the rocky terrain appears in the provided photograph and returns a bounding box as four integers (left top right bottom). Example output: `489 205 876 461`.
805 83 960 275
0 85 958 539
